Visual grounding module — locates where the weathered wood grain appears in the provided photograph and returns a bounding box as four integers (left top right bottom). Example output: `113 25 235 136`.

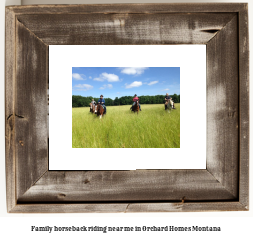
7 3 246 15
15 20 48 200
126 202 248 212
5 7 17 212
206 16 239 198
238 4 249 209
5 3 249 213
16 13 236 45
10 203 132 213
18 170 236 202
10 202 247 213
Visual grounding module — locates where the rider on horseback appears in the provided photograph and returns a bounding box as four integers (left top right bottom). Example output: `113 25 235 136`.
164 93 171 110
131 94 141 111
91 98 96 106
97 95 106 114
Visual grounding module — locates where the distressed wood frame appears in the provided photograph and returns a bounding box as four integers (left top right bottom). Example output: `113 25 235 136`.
5 4 249 213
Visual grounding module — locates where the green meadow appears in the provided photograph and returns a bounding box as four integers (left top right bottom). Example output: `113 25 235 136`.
72 104 180 148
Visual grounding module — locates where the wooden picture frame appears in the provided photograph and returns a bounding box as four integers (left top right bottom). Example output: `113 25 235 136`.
5 3 249 213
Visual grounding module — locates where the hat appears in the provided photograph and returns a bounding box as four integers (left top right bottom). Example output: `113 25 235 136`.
100 95 103 97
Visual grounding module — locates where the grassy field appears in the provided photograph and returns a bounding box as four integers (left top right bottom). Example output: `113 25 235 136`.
72 104 180 148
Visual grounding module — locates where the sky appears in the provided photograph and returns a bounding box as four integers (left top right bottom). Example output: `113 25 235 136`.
72 67 180 99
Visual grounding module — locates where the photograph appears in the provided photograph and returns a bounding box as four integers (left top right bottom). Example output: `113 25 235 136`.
72 67 180 148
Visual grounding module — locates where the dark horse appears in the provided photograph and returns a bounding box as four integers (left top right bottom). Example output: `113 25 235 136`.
97 103 104 119
130 100 140 114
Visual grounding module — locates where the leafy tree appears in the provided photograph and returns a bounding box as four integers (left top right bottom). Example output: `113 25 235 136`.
72 94 180 107
114 97 120 105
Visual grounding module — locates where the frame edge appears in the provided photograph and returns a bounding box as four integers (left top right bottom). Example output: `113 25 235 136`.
5 7 16 213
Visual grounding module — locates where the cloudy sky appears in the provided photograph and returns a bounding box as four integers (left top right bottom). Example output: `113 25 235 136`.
72 67 180 99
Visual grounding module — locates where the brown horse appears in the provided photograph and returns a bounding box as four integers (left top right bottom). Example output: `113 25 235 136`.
131 100 140 114
97 103 104 118
89 103 97 114
89 103 93 113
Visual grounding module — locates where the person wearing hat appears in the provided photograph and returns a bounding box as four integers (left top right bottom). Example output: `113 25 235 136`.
97 95 106 114
131 94 141 111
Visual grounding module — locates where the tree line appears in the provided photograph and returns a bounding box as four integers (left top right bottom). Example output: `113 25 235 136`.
72 94 180 107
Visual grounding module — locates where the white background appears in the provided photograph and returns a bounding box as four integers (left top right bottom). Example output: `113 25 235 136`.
0 0 252 237
49 45 206 170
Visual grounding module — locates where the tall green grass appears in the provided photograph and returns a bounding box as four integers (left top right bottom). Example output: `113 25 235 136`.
72 104 180 148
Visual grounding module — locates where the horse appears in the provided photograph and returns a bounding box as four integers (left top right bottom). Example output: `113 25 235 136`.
89 103 93 113
171 100 175 109
131 100 140 114
97 103 104 119
89 103 97 114
165 99 173 113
